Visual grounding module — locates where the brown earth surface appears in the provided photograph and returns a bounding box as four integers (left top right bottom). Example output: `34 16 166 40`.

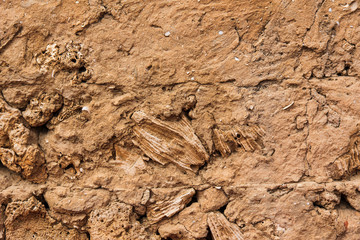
1 0 360 239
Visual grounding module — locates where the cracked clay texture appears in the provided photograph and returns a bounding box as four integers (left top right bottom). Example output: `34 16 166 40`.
1 0 360 239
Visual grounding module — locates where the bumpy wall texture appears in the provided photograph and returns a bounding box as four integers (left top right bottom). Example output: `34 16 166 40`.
1 0 360 239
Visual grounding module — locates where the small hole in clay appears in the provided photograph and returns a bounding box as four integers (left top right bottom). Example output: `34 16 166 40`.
64 163 75 170
79 66 86 73
218 204 227 214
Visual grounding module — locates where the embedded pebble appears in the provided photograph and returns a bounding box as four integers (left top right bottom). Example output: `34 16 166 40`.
82 106 89 112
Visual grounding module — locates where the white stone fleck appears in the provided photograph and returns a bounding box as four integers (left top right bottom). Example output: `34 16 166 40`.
276 225 286 233
234 57 239 61
82 106 89 112
329 8 332 12
218 30 224 35
164 31 171 37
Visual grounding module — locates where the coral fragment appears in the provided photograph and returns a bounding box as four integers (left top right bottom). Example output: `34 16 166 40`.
132 111 209 172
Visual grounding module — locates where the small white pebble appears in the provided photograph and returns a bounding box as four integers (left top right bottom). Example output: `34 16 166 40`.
350 25 354 28
219 31 224 35
307 202 310 205
82 106 89 112
215 186 222 189
75 0 79 3
191 77 195 81
164 31 171 37
79 168 84 173
336 21 340 25
329 8 332 12
186 71 190 75
45 139 49 143
234 57 239 61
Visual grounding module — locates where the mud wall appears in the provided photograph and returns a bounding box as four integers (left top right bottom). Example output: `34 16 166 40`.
1 0 360 239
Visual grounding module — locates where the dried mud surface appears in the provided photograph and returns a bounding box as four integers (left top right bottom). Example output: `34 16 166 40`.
1 0 360 239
